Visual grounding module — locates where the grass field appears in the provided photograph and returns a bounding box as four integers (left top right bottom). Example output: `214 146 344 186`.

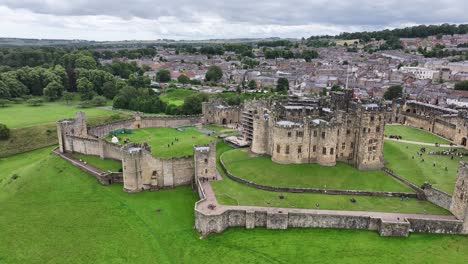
160 88 198 106
1 147 467 263
107 127 216 158
212 143 447 214
71 153 122 172
220 148 412 192
384 141 468 193
385 124 451 144
0 102 117 128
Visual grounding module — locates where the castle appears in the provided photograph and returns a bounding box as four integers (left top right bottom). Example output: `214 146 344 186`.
203 91 386 170
55 94 468 237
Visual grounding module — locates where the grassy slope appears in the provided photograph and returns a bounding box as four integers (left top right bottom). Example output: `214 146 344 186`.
107 127 216 158
71 153 122 172
221 148 412 192
212 143 448 214
159 89 197 106
1 147 467 263
385 124 451 144
384 141 468 193
0 102 116 128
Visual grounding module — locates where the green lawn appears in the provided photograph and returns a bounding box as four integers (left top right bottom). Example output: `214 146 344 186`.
385 124 451 144
160 88 198 106
71 153 122 172
212 143 447 215
221 148 412 192
384 141 468 194
107 127 216 158
1 147 467 263
0 102 117 128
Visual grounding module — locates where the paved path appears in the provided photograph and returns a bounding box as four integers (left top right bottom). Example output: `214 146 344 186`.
52 148 107 176
385 137 464 148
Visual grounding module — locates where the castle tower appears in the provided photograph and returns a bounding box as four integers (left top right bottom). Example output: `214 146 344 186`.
56 111 88 153
133 112 142 129
251 112 269 154
450 162 468 234
122 145 144 193
194 142 217 183
354 105 385 170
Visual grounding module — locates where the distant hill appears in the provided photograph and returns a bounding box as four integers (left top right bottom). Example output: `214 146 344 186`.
0 37 298 48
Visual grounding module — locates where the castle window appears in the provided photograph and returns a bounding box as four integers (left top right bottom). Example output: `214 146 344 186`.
363 128 366 133
337 129 340 136
276 144 281 153
322 147 326 155
205 169 208 174
376 126 380 132
373 146 377 151
313 145 316 152
346 129 350 135
298 146 302 153
373 156 376 160
351 142 354 149
321 132 326 139
204 158 208 163
330 148 334 155
296 131 303 137
378 116 382 121
314 130 317 137
287 132 292 137
368 128 371 133
370 116 375 122
342 143 346 149
285 145 290 154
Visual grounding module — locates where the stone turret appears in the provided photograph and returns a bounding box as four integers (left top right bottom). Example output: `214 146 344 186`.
121 143 151 193
450 162 468 234
56 111 88 153
194 142 217 182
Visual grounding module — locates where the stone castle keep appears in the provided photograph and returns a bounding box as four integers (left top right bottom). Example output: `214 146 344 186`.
55 94 468 237
203 92 385 170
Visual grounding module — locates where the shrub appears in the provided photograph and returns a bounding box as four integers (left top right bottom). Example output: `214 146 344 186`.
0 123 10 140
0 99 12 107
27 98 44 106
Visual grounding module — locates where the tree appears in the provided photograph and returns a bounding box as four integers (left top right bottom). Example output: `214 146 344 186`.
331 84 342 92
156 69 171 82
384 85 403 100
77 77 95 100
0 123 10 140
0 80 11 99
205 65 223 82
62 91 74 105
102 80 119 99
276 78 289 94
128 73 151 88
177 74 190 84
181 93 208 114
43 81 64 101
248 80 257 90
75 55 97 69
455 81 468 91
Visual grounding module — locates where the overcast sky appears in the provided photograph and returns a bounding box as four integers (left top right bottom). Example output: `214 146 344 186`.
0 0 467 41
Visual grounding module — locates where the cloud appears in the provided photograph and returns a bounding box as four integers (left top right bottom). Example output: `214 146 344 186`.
0 1 467 40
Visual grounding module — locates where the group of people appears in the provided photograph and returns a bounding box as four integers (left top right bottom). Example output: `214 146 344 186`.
387 135 403 140
167 137 180 148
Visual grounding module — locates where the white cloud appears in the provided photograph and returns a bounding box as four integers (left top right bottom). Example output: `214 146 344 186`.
0 1 467 40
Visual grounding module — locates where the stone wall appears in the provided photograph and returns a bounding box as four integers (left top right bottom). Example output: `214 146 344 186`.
450 162 468 233
195 203 463 237
422 183 453 210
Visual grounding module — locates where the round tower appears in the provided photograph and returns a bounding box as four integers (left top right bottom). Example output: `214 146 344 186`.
122 146 143 193
251 114 269 155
